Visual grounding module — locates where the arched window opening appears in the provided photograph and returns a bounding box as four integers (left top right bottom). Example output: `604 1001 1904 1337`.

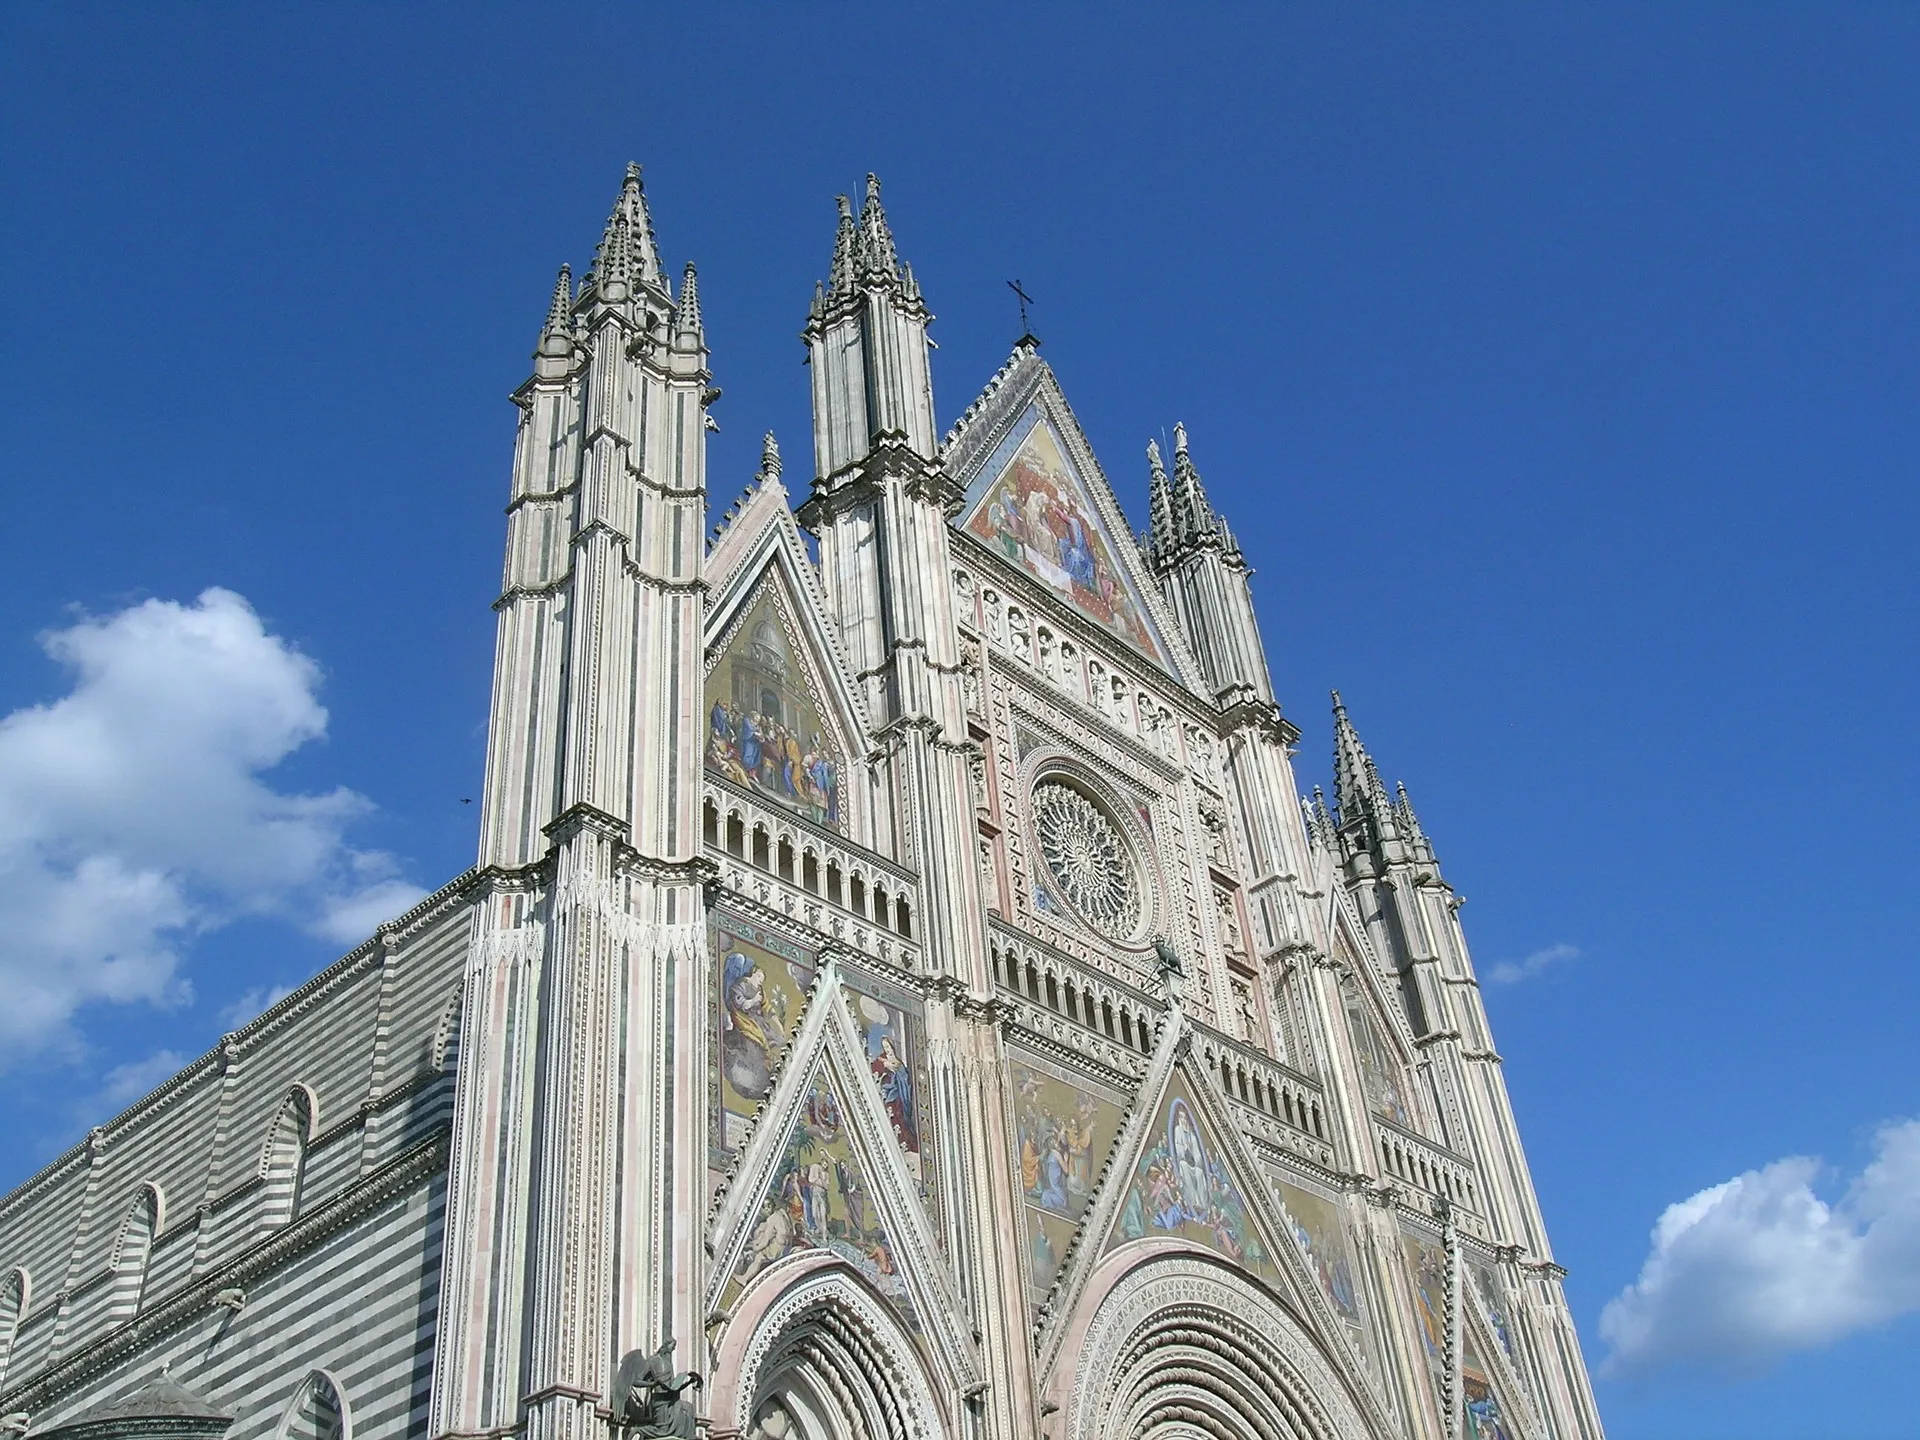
261 1089 313 1231
872 884 889 926
0 1267 28 1386
726 812 745 856
849 874 866 915
825 862 842 906
1120 1011 1135 1049
1101 1000 1115 1037
894 897 910 937
702 800 719 846
277 1369 350 1440
776 836 794 882
1024 961 1039 998
751 826 770 870
1044 973 1059 1011
105 1186 160 1325
802 851 818 893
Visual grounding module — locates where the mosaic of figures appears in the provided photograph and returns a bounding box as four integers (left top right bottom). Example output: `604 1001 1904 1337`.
705 590 843 829
960 405 1170 666
1008 1057 1125 1295
1403 1234 1518 1440
725 1071 918 1331
1108 1075 1278 1283
1273 1175 1363 1337
1342 979 1412 1127
711 916 925 1179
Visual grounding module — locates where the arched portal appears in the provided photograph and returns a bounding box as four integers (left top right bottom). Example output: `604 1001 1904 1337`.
717 1267 947 1440
1059 1254 1383 1440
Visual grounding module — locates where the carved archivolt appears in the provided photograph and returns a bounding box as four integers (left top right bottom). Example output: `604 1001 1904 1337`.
730 1269 945 1440
1064 1257 1380 1440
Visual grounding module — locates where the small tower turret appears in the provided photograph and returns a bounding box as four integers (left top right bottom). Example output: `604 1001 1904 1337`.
1145 423 1273 709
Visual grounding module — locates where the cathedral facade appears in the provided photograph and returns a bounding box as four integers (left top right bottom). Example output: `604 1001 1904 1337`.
0 167 1605 1440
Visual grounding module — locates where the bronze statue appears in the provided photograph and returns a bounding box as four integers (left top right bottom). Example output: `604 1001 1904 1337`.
610 1342 702 1440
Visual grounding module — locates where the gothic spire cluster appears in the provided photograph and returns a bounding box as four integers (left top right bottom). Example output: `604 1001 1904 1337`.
814 173 922 318
1327 692 1433 862
1145 423 1244 572
588 162 667 303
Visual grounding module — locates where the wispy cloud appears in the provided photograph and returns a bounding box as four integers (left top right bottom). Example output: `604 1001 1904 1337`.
219 983 298 1030
0 589 425 1065
1601 1118 1920 1375
1486 941 1580 985
96 1049 191 1111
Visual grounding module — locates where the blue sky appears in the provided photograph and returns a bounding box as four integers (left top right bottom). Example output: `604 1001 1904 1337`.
3 6 1917 1436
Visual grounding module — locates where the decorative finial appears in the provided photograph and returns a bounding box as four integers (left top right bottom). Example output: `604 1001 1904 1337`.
1173 421 1189 455
1147 438 1165 476
758 431 782 484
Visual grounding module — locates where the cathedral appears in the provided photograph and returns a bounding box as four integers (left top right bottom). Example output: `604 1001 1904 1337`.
0 166 1605 1440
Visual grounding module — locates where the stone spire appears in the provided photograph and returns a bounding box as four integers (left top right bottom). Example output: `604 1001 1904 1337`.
536 264 573 362
1331 690 1379 826
757 430 782 487
674 261 703 347
1169 422 1220 549
803 173 938 480
591 162 665 302
827 194 858 300
1146 439 1175 564
857 172 900 281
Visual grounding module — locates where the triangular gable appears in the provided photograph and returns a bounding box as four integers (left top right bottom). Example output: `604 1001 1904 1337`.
708 962 980 1392
1036 1015 1387 1417
1101 1066 1282 1283
957 402 1176 669
721 1065 919 1326
943 351 1201 686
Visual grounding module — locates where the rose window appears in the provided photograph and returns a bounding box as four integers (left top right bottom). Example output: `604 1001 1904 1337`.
1032 779 1143 940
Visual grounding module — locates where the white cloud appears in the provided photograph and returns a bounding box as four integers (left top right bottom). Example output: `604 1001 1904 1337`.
96 1049 192 1111
219 983 297 1030
0 589 426 1063
1601 1118 1920 1374
1486 941 1580 985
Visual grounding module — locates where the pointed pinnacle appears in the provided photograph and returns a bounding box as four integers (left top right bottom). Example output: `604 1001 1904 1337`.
858 172 900 280
1331 690 1373 826
1169 420 1217 546
1147 439 1175 563
597 162 663 297
544 264 572 331
828 194 858 299
758 430 782 485
676 261 703 340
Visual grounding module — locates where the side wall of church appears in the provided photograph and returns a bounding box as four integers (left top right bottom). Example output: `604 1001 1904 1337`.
0 877 476 1439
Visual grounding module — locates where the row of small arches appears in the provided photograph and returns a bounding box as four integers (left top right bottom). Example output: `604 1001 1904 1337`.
1199 1045 1326 1140
1381 1136 1477 1207
991 943 1156 1056
0 1088 315 1381
963 576 1181 757
703 799 913 938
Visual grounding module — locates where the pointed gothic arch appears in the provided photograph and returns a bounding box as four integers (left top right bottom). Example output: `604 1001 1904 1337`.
720 1268 947 1440
1056 1255 1384 1440
260 1085 316 1230
0 1265 27 1384
274 1368 351 1440
105 1184 161 1325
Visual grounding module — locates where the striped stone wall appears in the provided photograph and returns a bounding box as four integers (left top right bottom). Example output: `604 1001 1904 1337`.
0 872 477 1440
